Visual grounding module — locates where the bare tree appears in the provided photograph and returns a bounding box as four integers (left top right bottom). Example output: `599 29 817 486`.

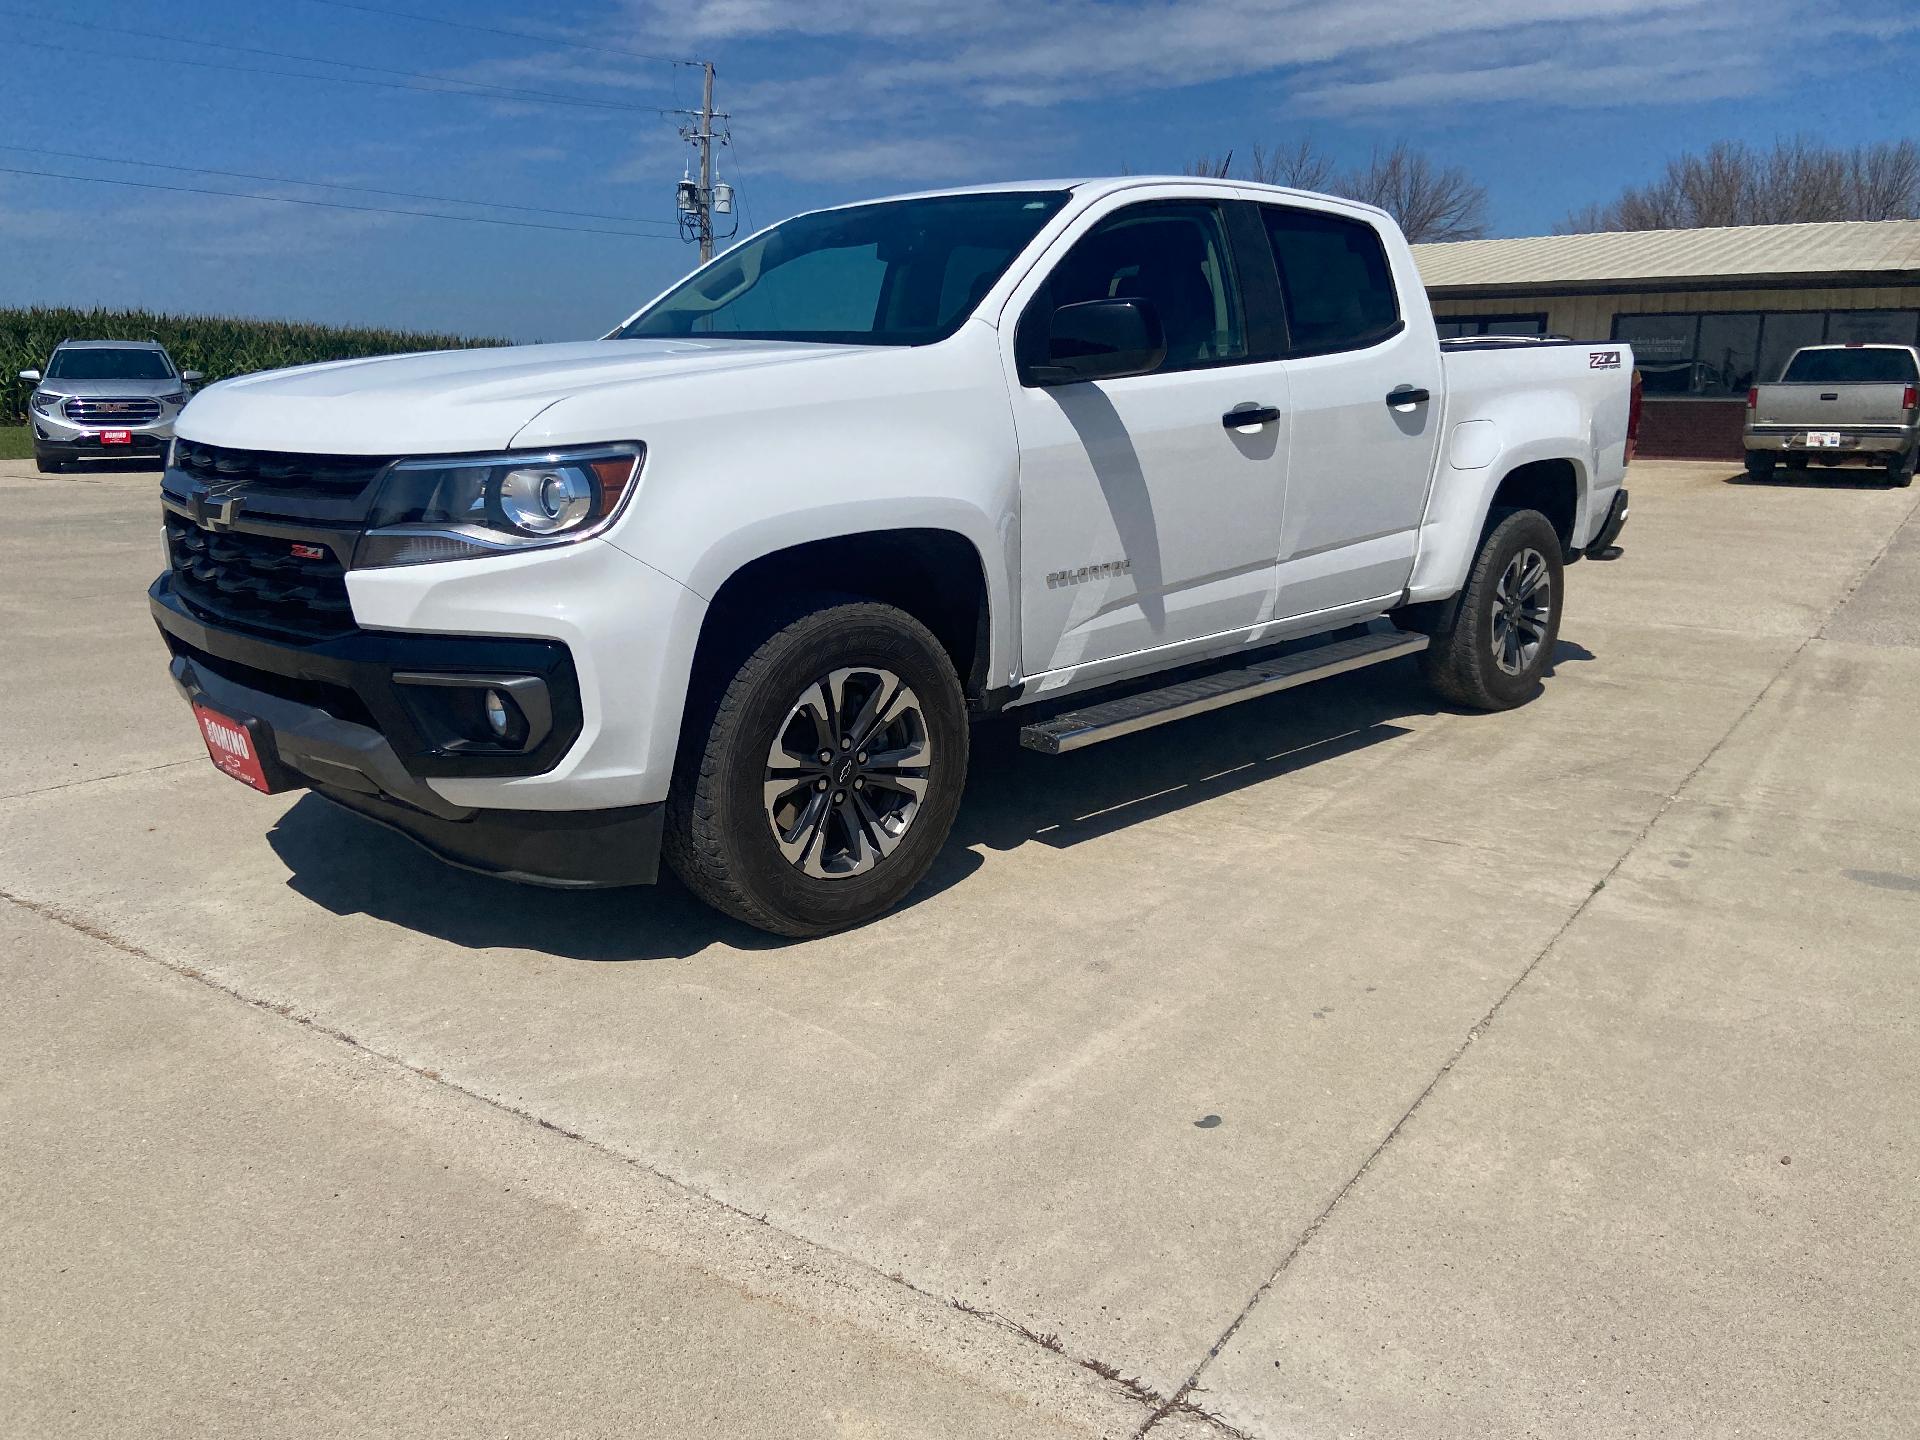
1560 137 1920 232
1182 138 1489 242
1245 138 1338 191
1345 143 1489 243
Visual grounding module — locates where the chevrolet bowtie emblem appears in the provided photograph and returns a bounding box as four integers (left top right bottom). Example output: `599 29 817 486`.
192 492 246 531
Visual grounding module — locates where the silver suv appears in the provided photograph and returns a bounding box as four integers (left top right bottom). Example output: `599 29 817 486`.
20 339 200 473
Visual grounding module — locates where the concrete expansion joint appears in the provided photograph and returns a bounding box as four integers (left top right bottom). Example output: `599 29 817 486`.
0 756 198 804
0 883 1224 1432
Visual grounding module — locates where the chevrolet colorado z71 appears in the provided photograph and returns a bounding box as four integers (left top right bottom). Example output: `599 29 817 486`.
152 178 1635 936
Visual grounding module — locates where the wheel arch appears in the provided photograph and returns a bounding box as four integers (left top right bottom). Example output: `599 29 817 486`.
687 525 998 708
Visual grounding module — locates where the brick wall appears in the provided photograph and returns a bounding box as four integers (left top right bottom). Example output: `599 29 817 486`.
1637 399 1746 461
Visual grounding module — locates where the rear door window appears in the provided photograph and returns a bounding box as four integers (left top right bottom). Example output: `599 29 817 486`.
1258 207 1401 355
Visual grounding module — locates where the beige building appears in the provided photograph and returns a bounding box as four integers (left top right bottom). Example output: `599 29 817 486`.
1412 220 1920 459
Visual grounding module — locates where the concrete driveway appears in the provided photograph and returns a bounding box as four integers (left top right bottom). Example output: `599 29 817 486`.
3 456 1916 1438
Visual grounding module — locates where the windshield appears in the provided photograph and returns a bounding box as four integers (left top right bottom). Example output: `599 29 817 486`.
1781 347 1917 384
47 348 175 381
618 191 1070 346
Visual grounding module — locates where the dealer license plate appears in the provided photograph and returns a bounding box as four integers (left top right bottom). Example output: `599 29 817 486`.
99 429 132 445
193 703 273 792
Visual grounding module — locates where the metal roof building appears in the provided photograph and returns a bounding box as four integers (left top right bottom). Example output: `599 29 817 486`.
1411 219 1920 459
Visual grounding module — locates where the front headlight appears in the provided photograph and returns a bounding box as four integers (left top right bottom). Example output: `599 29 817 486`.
356 443 643 569
30 390 62 414
158 390 189 408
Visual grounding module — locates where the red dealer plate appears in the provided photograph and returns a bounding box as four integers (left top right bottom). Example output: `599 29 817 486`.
193 703 273 792
100 429 132 445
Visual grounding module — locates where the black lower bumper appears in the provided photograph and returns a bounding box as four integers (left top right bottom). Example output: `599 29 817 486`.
310 784 664 890
153 577 661 889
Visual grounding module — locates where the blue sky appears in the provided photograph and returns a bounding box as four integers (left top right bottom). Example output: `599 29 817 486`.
5 0 1918 342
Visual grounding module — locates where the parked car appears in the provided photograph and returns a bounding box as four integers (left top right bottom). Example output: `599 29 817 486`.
1744 343 1919 485
20 339 200 473
150 177 1636 936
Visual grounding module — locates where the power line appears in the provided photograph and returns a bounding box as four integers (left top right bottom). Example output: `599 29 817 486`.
0 144 680 231
14 38 678 116
294 0 706 67
0 165 677 239
4 12 677 114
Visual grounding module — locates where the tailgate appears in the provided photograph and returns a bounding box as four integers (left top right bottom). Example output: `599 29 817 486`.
1754 382 1911 429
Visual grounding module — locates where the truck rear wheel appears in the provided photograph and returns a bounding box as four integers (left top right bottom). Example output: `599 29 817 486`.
664 600 969 937
1744 451 1777 482
1418 508 1565 712
1888 449 1914 488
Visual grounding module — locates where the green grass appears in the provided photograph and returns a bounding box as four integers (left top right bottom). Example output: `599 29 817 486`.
0 427 33 461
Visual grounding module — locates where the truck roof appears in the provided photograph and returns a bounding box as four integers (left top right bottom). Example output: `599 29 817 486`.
814 176 1395 224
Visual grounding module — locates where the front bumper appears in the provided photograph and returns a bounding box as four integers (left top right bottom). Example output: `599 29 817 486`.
1745 425 1916 457
152 576 663 887
34 409 177 454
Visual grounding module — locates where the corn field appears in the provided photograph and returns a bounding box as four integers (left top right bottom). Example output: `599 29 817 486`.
2 306 505 425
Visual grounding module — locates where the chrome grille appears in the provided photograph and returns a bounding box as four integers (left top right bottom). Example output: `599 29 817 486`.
64 396 163 424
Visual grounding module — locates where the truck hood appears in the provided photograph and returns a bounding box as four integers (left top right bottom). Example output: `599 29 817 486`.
176 338 877 455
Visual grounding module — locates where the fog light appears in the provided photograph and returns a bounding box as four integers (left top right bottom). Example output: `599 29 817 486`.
392 672 551 756
484 688 511 738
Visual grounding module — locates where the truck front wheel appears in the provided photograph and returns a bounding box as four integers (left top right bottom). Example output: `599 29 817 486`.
664 600 969 937
1417 508 1565 712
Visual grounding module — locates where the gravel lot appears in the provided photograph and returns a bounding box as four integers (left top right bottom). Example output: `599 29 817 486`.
3 455 1916 1438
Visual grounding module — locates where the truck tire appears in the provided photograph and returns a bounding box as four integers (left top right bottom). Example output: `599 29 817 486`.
664 600 969 937
1418 508 1565 712
1743 451 1777 482
1888 449 1914 488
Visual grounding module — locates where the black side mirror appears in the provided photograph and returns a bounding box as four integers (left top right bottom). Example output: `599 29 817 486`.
1030 298 1166 385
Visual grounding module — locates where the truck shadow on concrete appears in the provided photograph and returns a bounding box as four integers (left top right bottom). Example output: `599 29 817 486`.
265 645 1592 961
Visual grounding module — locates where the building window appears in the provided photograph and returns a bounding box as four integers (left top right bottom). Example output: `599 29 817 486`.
1612 308 1920 398
1435 314 1548 339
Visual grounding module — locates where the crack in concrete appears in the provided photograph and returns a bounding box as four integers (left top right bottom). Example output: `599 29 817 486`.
0 757 197 803
0 884 1248 1438
1134 495 1920 1438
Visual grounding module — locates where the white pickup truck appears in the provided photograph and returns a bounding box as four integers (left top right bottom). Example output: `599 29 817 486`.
153 178 1635 935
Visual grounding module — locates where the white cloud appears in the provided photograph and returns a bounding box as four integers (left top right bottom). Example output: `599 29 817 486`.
440 0 1920 187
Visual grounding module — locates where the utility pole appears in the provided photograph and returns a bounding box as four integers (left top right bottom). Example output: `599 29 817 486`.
695 61 716 261
673 62 730 262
